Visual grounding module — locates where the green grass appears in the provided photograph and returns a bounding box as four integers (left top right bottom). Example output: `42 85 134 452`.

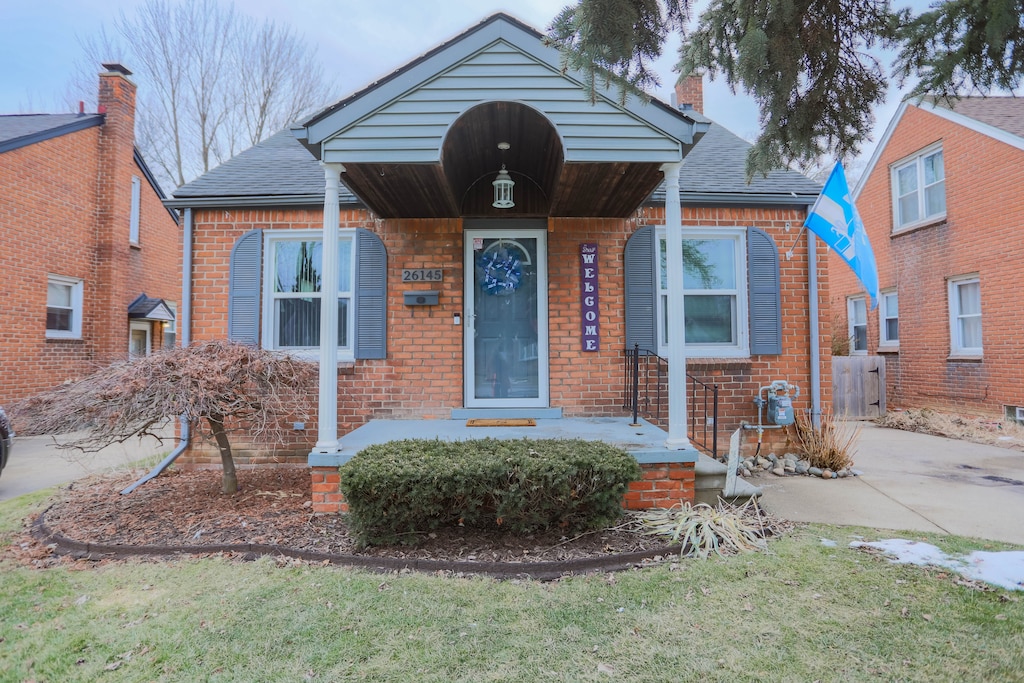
1 492 1021 682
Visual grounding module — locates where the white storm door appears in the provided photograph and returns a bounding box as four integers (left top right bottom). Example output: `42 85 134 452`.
464 229 548 408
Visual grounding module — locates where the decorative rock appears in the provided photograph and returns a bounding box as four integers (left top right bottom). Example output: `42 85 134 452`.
772 466 786 476
821 469 834 479
795 461 810 475
784 461 796 473
808 467 823 477
767 453 779 463
837 469 849 478
757 457 772 470
851 469 864 477
832 471 839 479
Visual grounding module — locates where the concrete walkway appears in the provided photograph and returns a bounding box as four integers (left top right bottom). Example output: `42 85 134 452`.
751 421 1024 545
0 425 176 502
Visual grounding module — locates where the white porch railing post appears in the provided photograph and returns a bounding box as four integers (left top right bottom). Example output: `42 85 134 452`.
312 162 344 455
661 162 691 450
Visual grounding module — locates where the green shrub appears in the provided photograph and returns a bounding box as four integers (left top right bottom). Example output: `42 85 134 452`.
338 438 642 545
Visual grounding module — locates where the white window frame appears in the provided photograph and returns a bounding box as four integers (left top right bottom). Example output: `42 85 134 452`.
164 301 177 349
948 275 982 357
656 227 749 358
878 289 899 349
129 175 141 245
891 143 946 233
46 274 84 339
848 296 868 355
261 229 356 360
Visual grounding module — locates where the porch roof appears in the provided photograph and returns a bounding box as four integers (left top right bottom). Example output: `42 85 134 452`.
308 417 699 468
288 13 708 219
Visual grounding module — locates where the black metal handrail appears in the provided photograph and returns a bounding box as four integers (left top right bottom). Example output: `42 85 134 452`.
623 344 719 458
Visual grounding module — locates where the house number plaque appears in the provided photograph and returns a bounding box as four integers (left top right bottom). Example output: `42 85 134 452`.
580 243 599 351
401 268 443 282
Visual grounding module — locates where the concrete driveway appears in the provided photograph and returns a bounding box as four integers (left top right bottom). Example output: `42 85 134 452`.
752 421 1024 545
0 425 175 502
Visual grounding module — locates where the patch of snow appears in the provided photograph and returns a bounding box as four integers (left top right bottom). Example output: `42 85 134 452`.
820 538 837 547
849 539 1024 591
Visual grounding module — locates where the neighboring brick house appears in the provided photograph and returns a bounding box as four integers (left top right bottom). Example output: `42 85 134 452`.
167 14 829 511
832 97 1024 420
0 64 181 404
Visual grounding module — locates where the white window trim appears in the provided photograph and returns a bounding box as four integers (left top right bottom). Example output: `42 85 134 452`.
45 274 84 339
261 229 356 361
948 274 982 358
656 227 749 358
890 142 946 234
878 289 899 350
847 295 868 355
164 301 177 349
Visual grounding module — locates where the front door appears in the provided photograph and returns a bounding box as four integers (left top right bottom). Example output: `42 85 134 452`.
464 226 548 408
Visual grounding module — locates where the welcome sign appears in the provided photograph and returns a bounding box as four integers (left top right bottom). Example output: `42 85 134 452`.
580 243 599 351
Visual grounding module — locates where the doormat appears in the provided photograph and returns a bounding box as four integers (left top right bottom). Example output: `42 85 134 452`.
466 418 536 427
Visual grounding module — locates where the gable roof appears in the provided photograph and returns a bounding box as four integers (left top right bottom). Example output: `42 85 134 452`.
0 113 103 154
855 97 1024 198
298 12 708 154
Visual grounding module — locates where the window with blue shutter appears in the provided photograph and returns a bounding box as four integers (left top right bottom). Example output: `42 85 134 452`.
746 226 782 355
228 229 263 345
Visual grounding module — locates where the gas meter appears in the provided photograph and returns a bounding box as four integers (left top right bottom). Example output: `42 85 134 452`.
757 380 801 426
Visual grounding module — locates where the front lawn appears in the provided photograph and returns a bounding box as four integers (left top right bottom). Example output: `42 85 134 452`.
1 490 1021 682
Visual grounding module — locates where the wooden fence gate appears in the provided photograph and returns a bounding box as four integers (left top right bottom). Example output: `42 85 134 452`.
832 356 886 418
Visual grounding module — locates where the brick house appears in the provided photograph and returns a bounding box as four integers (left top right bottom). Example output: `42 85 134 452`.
0 64 181 404
832 97 1024 420
167 14 829 511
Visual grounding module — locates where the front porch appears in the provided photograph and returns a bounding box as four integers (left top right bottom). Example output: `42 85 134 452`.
308 415 712 514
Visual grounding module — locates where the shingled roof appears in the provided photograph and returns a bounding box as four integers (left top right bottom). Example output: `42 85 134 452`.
0 113 103 154
171 122 819 209
931 96 1024 139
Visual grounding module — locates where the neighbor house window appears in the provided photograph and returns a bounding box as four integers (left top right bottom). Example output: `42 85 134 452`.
164 301 177 349
848 296 867 353
948 275 982 356
657 228 748 357
129 175 141 244
879 290 899 348
262 230 354 356
892 145 945 231
46 275 83 339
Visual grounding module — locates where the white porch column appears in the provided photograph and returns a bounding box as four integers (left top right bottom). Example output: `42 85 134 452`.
312 162 345 455
661 162 691 450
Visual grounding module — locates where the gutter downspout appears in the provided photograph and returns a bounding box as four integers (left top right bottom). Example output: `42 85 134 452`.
808 231 822 429
122 207 193 494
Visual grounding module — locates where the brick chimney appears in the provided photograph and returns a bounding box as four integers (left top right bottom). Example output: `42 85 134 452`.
95 63 138 362
674 73 704 115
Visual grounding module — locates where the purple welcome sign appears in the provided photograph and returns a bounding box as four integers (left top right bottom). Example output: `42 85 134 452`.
580 243 599 351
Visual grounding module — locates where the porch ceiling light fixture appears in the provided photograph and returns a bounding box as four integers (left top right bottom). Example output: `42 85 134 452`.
492 142 515 209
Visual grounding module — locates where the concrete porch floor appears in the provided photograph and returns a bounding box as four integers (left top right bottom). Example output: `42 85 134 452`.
308 417 699 467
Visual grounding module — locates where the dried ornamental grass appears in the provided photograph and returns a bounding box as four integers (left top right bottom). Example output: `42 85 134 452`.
793 410 859 471
638 497 771 559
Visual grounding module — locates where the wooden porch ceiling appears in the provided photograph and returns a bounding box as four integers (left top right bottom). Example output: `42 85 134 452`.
338 102 667 219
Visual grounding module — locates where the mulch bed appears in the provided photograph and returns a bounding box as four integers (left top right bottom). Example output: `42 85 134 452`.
15 468 683 578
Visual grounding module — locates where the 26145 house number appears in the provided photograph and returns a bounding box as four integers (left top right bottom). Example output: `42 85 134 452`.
402 269 443 282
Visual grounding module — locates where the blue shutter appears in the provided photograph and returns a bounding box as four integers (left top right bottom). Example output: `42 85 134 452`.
747 226 782 355
354 228 387 359
624 225 657 353
228 229 262 345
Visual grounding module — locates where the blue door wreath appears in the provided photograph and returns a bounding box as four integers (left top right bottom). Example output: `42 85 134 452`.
477 249 522 296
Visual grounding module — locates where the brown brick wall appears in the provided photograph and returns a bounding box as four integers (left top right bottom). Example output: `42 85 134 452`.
0 71 180 404
832 104 1024 417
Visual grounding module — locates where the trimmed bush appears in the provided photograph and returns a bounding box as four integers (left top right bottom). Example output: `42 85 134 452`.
338 438 642 545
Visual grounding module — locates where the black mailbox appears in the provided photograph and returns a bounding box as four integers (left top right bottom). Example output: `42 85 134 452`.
404 290 439 306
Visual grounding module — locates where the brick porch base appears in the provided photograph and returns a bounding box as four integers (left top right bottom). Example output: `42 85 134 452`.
310 461 695 514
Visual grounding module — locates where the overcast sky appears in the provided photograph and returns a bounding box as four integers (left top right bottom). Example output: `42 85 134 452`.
1 0 919 163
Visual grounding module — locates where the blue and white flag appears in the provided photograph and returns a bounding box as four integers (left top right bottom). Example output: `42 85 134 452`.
805 162 880 308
